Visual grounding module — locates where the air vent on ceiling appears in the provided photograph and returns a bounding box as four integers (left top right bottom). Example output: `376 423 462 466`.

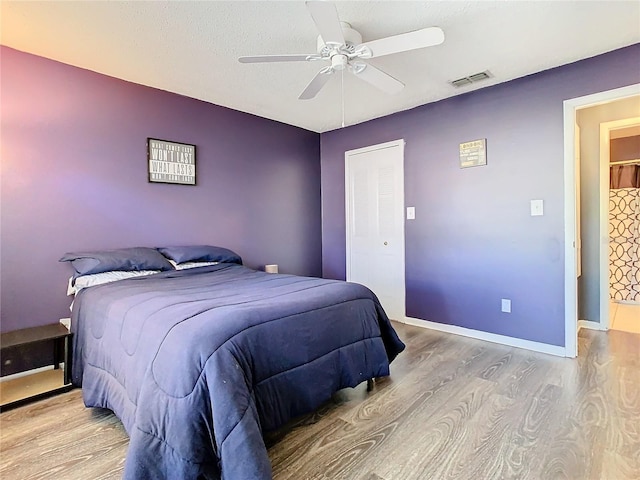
449 70 492 88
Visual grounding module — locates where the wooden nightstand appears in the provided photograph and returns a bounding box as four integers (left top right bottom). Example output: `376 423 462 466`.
0 323 73 411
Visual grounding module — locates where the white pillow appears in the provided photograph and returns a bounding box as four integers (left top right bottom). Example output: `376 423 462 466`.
69 270 161 295
172 261 219 270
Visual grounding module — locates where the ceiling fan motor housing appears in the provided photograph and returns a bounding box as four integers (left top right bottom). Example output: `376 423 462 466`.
316 22 362 57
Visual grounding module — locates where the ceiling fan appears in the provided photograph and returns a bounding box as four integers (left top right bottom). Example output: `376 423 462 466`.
238 1 445 100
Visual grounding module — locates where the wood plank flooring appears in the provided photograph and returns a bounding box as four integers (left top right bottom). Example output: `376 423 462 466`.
1 322 638 479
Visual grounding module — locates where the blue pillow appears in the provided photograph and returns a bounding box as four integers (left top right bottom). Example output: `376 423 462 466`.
157 245 242 265
60 247 174 276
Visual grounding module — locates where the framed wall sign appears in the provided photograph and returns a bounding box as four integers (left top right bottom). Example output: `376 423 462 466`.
148 138 196 185
459 138 487 168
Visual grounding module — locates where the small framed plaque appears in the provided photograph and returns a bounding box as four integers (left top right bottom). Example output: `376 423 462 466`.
459 139 487 168
148 138 196 185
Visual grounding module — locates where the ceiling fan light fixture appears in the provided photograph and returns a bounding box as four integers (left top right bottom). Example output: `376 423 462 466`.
331 54 348 71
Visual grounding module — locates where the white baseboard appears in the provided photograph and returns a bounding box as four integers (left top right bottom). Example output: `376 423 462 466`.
578 320 607 331
399 316 567 357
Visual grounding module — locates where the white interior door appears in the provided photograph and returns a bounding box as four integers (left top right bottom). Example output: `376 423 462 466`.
345 139 405 320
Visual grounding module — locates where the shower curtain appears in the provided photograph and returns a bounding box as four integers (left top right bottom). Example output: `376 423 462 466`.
610 164 640 189
609 177 640 303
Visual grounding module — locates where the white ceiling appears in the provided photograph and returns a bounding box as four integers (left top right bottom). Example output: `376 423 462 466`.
2 1 639 133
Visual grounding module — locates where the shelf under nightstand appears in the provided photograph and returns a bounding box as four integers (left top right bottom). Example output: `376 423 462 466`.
0 323 73 411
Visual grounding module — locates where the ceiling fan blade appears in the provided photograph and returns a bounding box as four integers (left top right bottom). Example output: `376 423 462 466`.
350 62 404 94
238 54 319 63
306 1 345 46
358 27 445 59
299 67 334 100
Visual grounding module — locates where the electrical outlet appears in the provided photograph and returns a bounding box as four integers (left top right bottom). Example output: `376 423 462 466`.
501 299 511 313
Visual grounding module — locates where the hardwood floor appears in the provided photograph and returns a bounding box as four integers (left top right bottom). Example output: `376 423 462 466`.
1 322 638 479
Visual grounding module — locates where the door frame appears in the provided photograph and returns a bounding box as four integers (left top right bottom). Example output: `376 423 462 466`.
345 139 406 317
563 83 640 357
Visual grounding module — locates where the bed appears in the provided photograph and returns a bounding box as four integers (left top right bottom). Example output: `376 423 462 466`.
65 246 405 479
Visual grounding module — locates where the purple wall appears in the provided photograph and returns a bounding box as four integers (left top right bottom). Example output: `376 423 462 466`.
1 47 321 333
611 135 640 162
321 44 640 347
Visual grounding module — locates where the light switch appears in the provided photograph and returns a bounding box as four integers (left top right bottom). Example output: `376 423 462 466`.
530 199 544 216
406 207 415 220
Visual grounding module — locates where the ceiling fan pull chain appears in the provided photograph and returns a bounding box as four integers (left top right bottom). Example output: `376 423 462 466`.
341 68 345 128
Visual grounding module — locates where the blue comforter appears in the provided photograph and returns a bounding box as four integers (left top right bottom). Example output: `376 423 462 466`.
71 264 405 479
